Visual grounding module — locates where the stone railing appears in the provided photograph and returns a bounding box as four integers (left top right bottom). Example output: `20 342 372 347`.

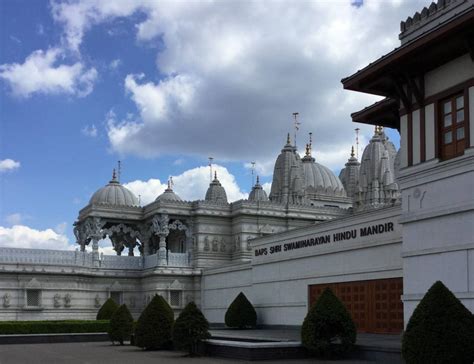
0 247 191 270
0 247 92 267
144 252 191 269
99 254 143 269
167 252 190 267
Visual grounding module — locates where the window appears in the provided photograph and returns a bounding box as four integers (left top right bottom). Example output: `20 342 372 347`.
170 291 181 307
439 93 467 160
26 289 41 307
110 291 122 305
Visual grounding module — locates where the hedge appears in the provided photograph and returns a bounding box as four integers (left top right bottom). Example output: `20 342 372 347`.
225 292 257 329
402 280 474 363
96 298 119 320
173 302 210 355
301 287 356 357
0 320 109 335
134 295 174 350
108 304 134 345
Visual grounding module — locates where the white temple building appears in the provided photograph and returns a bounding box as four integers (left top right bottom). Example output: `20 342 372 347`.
0 0 473 335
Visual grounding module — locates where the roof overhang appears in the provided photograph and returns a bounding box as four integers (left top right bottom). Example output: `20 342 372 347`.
342 8 474 97
351 98 400 130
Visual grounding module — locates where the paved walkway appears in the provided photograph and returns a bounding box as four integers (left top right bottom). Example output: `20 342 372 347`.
0 341 373 364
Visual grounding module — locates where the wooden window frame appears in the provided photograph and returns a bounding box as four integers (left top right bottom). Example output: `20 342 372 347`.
438 91 468 161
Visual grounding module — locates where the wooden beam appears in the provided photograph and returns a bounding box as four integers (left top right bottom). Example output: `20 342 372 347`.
465 35 474 62
391 76 411 112
405 74 424 106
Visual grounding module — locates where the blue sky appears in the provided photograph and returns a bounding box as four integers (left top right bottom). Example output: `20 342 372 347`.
0 0 425 251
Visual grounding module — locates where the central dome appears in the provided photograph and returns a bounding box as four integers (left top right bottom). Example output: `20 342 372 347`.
89 170 139 207
301 144 346 198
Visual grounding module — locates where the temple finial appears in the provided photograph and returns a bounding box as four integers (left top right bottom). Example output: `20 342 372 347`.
214 171 217 180
305 143 311 157
256 175 260 185
351 145 355 157
112 168 117 181
374 125 379 135
286 133 291 145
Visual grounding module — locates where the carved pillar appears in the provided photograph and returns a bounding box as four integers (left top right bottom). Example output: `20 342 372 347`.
92 237 100 267
152 214 169 266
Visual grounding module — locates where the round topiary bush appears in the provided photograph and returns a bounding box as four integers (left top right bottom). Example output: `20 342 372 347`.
134 295 174 350
96 297 119 320
108 304 134 345
173 301 210 356
224 292 257 329
301 287 356 357
402 280 474 363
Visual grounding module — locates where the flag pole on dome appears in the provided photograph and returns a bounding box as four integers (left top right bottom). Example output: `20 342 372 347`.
355 128 360 159
208 157 214 183
293 112 300 149
251 161 256 187
117 160 121 183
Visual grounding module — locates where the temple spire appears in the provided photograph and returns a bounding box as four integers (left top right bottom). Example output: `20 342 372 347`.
351 145 355 157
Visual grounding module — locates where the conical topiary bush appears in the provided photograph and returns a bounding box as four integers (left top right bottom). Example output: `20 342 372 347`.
301 287 356 357
224 292 257 329
173 301 210 356
402 281 474 363
135 295 174 350
96 297 119 320
108 304 134 345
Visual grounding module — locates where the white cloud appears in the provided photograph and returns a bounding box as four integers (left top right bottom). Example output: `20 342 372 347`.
81 124 98 137
262 182 271 195
124 164 247 205
109 59 121 70
0 159 20 172
54 222 68 235
123 178 167 205
50 0 421 168
0 225 72 250
5 213 23 225
0 48 97 98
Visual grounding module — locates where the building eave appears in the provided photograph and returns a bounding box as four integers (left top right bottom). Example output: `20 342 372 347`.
341 8 474 97
351 98 400 130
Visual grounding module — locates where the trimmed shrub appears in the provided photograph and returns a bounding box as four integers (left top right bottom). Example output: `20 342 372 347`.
0 320 109 334
157 294 175 323
173 302 210 356
301 287 356 357
225 292 257 329
402 280 474 363
135 295 174 350
108 304 134 345
96 297 119 320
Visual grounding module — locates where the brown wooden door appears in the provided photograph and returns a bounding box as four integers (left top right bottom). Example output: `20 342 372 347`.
308 278 403 334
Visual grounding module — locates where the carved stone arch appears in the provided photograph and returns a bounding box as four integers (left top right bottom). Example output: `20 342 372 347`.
25 278 41 289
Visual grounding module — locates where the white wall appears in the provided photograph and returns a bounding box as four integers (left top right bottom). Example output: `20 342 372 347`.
201 207 403 326
425 55 474 97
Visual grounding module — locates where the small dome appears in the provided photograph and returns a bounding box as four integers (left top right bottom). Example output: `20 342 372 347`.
156 181 182 202
249 176 269 202
302 153 346 198
90 170 139 207
205 172 228 203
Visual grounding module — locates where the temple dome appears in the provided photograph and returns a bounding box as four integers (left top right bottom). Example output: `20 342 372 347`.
302 155 346 197
89 170 139 207
269 134 306 204
300 141 346 198
205 172 228 203
156 181 182 202
248 176 269 202
356 127 400 209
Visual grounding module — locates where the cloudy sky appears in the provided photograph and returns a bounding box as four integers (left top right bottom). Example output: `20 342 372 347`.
0 0 426 253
